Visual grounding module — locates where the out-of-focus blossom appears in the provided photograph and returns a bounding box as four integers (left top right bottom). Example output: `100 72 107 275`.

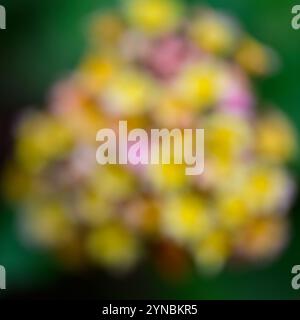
78 54 118 95
199 113 253 189
161 194 212 244
189 10 240 55
124 0 182 35
193 229 231 273
174 60 227 110
216 193 250 231
151 93 194 128
57 102 105 144
235 37 279 75
101 69 156 116
85 222 140 271
3 0 297 276
218 68 254 117
21 199 76 248
255 111 297 163
87 166 137 202
145 36 193 79
233 217 289 262
15 113 73 173
205 113 253 161
75 189 111 226
238 164 292 214
146 162 188 192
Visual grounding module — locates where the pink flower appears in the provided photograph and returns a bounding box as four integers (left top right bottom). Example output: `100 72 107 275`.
145 36 199 79
218 69 254 118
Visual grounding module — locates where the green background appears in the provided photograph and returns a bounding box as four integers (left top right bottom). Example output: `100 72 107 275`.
0 0 300 299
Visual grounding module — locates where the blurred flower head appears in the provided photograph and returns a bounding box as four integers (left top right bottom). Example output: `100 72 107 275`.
3 0 297 276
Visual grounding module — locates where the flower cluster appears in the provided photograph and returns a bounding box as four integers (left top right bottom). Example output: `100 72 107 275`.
4 0 297 275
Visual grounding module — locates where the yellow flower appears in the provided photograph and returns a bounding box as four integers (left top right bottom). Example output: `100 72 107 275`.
151 93 193 128
234 217 288 261
76 189 112 226
124 0 182 35
101 69 155 116
193 229 231 274
161 194 212 244
85 222 140 270
89 166 136 202
235 37 278 75
255 111 297 163
147 162 187 192
78 54 117 95
216 193 250 230
189 11 239 55
174 61 227 111
201 114 253 189
16 113 73 173
205 113 253 161
22 199 75 248
240 164 291 214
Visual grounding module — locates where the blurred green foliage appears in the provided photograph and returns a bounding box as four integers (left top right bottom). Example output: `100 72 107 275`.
0 0 300 299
